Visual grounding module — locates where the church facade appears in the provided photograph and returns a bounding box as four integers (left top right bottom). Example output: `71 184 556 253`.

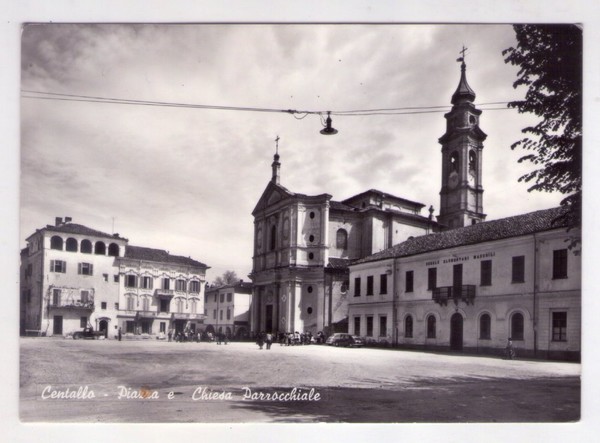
249 149 437 336
346 60 581 361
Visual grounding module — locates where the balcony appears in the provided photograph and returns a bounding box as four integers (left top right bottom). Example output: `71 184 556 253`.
171 312 206 321
136 311 157 320
49 299 94 311
432 285 476 306
155 289 174 299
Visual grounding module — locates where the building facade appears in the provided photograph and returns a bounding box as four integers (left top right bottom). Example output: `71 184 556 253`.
204 281 252 339
20 218 208 338
346 60 581 361
249 149 437 337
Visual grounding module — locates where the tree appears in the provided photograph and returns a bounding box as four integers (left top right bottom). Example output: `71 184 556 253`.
213 270 239 287
502 24 582 248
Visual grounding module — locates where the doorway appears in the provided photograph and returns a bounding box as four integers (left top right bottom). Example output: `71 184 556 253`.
53 316 63 335
265 305 273 333
450 313 463 351
99 319 108 338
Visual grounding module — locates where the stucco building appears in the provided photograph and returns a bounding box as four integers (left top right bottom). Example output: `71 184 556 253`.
204 281 252 339
20 217 208 338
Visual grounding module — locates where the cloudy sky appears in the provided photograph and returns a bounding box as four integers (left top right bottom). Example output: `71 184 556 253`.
20 24 570 281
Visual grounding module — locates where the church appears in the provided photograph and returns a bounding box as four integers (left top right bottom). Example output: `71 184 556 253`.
249 57 580 361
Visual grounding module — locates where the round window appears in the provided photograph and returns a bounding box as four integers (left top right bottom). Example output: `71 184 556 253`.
309 211 315 219
309 234 315 242
307 286 313 293
307 307 313 314
308 252 314 260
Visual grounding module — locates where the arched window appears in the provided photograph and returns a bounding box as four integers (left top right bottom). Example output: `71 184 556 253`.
405 315 413 338
450 151 459 172
50 236 63 250
480 313 491 340
336 229 348 250
65 237 78 252
108 243 120 257
427 315 436 338
94 241 106 255
81 239 92 254
511 312 524 341
270 224 277 251
469 150 476 172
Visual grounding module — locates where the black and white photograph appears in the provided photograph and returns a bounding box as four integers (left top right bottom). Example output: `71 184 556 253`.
4 1 600 441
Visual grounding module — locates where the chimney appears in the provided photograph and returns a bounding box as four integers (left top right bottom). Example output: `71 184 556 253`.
55 217 63 226
64 217 72 223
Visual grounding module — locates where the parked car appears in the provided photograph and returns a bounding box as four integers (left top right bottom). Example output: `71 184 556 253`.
351 336 365 347
326 333 355 347
72 326 103 340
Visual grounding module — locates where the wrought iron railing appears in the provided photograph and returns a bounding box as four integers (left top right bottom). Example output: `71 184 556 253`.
432 285 476 305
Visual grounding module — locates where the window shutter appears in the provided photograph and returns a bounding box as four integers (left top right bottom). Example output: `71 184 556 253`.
50 260 54 271
90 264 94 275
78 263 82 274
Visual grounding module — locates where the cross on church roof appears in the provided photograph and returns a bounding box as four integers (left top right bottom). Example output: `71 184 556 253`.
457 45 468 63
275 135 280 154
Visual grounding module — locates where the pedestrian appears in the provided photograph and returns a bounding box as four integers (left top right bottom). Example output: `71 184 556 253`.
265 332 273 350
505 337 516 360
118 327 122 342
257 332 264 350
167 329 172 342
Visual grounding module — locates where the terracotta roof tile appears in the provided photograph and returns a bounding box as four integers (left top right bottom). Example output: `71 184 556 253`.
43 223 126 241
125 245 208 268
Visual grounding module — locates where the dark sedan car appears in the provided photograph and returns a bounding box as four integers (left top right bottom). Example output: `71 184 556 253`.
326 333 356 347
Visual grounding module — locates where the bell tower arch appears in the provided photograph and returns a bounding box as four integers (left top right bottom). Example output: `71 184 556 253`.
438 49 487 229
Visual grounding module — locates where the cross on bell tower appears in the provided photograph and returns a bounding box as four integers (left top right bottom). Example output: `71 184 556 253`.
271 135 281 184
437 49 487 229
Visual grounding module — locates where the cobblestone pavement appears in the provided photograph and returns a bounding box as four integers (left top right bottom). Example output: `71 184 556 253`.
20 338 580 423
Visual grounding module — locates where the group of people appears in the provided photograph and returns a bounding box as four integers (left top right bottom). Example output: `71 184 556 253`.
166 329 230 344
254 331 327 349
255 331 273 350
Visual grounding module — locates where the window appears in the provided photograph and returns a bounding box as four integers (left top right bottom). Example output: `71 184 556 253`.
552 312 567 341
50 260 67 273
512 256 525 283
141 276 153 290
336 229 348 250
113 275 119 283
213 309 217 319
366 316 373 337
189 281 200 293
270 225 277 251
379 316 387 337
160 322 166 333
52 289 61 306
308 252 314 260
126 296 135 311
479 314 491 340
142 297 150 311
108 243 120 257
81 239 92 254
162 278 170 290
80 317 87 328
227 293 232 302
405 315 413 338
66 238 78 252
101 302 107 310
114 302 119 310
126 321 135 333
453 264 463 288
80 290 90 304
103 273 108 282
427 315 436 339
405 271 414 293
220 310 223 320
78 262 94 276
159 299 169 313
427 267 437 290
191 300 197 314
366 276 374 295
220 293 225 303
94 241 106 255
380 274 388 295
480 260 492 286
176 279 186 291
553 249 568 279
354 316 361 336
227 307 231 320
125 275 137 288
214 294 217 303
50 236 63 250
176 299 183 313
511 312 524 341
354 277 361 297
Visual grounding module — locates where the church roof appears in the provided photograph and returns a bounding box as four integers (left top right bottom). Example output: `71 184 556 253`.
342 189 426 210
451 61 476 105
327 257 354 270
125 245 208 268
352 207 570 265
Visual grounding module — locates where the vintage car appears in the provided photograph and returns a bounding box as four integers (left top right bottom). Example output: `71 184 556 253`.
325 333 356 347
72 327 104 340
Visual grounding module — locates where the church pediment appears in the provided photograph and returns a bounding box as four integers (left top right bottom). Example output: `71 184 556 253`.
252 182 295 215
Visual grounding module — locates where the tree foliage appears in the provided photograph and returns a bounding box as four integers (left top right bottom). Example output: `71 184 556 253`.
502 24 582 242
213 270 239 287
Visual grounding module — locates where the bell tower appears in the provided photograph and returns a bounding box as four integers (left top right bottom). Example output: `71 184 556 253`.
438 48 487 229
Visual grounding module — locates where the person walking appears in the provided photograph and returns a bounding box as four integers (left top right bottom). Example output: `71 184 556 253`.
265 332 273 350
505 337 516 360
256 332 265 350
118 327 122 342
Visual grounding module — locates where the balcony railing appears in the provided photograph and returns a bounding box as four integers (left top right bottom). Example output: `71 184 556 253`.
432 285 476 306
155 289 174 298
49 299 95 310
171 312 206 321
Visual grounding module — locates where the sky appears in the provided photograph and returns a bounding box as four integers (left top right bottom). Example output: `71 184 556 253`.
19 24 570 282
